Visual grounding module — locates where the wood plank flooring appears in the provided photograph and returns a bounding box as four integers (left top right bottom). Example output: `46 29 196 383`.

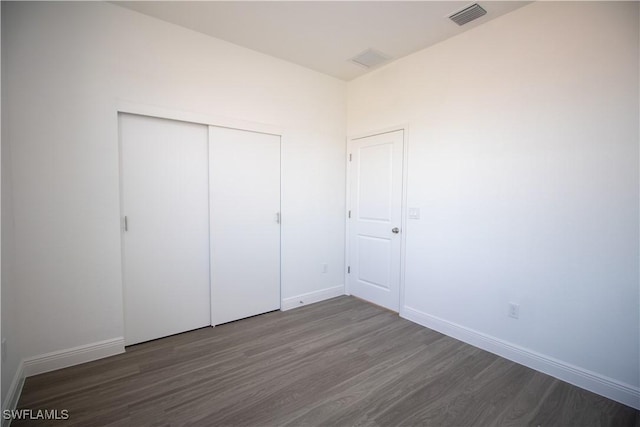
14 296 640 426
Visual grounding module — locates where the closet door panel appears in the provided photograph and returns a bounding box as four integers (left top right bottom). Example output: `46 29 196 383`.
209 126 281 325
120 113 210 345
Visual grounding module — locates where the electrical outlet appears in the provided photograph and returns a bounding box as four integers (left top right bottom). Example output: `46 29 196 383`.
322 263 328 273
2 338 7 362
508 303 520 319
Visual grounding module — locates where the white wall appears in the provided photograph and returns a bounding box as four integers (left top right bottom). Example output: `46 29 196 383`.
0 0 4 401
3 0 638 410
349 1 639 401
0 1 21 406
0 124 18 409
1 1 345 402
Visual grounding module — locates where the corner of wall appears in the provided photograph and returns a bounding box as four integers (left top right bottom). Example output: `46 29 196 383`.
1 360 23 422
0 336 125 421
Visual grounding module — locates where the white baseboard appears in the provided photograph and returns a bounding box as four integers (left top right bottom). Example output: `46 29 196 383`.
281 285 345 311
1 338 124 426
2 361 25 427
22 337 125 378
401 306 640 410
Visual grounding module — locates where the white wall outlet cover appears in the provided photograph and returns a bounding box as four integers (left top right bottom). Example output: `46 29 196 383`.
408 208 420 219
508 302 520 319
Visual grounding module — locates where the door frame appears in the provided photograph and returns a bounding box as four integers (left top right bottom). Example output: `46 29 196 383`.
116 101 284 331
345 124 409 313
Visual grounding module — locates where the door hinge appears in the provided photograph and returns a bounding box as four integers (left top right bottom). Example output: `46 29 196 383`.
347 266 351 274
123 216 128 232
348 210 351 218
349 153 352 162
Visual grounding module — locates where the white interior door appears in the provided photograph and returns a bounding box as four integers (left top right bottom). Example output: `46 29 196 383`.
209 126 281 325
120 114 211 345
349 130 404 311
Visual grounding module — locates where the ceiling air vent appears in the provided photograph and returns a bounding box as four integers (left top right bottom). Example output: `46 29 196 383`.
449 3 487 26
350 49 391 69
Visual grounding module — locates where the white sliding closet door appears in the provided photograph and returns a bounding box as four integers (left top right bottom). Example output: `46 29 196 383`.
209 126 281 325
120 114 210 345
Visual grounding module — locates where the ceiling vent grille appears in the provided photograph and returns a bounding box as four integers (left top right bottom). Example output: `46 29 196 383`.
449 3 487 26
350 49 391 69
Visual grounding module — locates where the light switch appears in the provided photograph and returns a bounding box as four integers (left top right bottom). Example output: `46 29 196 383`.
408 208 420 219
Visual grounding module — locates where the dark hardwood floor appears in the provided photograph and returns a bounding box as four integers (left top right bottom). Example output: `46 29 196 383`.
15 296 639 426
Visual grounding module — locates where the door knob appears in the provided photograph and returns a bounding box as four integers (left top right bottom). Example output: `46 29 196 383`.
392 227 400 234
